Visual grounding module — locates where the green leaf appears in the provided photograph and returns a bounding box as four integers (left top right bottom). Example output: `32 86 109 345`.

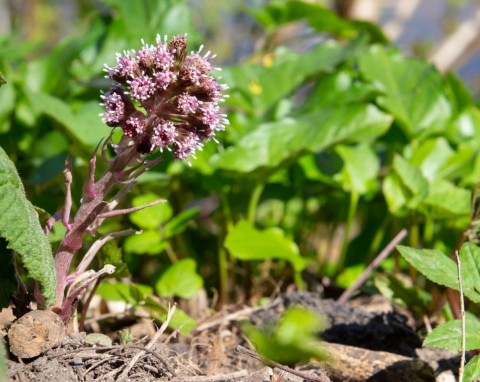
300 70 379 112
393 155 429 204
96 281 152 305
155 259 203 299
0 146 55 305
129 194 171 229
382 173 408 216
28 93 110 149
222 41 350 115
409 138 454 180
214 105 391 172
422 179 471 219
123 230 167 255
334 144 379 195
224 221 308 272
0 78 15 133
444 71 473 115
398 243 480 303
0 72 5 87
457 243 480 303
242 306 327 365
424 314 480 351
396 246 459 291
465 354 480 382
359 46 451 137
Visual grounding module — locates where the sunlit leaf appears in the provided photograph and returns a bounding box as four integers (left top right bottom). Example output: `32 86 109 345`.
96 281 152 305
422 179 471 219
155 259 203 299
129 194 171 229
334 144 379 195
359 46 451 137
465 354 480 382
397 243 480 303
424 314 480 351
397 245 458 291
224 220 308 272
123 230 167 255
214 105 391 172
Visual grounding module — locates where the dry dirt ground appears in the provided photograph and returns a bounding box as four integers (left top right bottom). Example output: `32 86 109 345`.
3 292 462 382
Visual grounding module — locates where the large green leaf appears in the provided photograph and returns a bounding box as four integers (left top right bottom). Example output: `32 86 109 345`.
422 179 471 219
457 243 480 303
224 220 308 272
409 138 454 180
28 93 110 149
397 243 480 303
155 259 203 299
0 146 55 305
359 46 451 137
222 41 351 115
382 173 408 216
334 144 379 195
213 104 391 172
423 314 480 351
300 70 379 112
383 155 429 214
396 245 458 291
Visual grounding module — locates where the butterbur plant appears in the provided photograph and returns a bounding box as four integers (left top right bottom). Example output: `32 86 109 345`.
0 35 227 324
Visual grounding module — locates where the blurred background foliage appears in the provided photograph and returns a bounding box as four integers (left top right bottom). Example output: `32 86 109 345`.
2 0 480 326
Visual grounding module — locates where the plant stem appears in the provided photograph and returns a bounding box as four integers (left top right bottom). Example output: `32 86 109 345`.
54 144 138 307
337 190 359 275
455 251 466 382
218 246 228 306
247 182 265 225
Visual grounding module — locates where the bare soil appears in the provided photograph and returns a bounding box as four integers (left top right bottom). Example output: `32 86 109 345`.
2 292 461 382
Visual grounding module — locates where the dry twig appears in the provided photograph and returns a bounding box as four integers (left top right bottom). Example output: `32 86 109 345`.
182 369 249 381
337 229 408 304
116 304 177 381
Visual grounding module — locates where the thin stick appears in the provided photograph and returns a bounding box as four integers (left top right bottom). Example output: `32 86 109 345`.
235 345 329 382
337 229 408 304
116 304 177 381
455 251 466 382
183 370 249 381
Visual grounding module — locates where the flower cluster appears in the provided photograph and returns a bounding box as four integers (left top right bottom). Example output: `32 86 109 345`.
100 35 228 160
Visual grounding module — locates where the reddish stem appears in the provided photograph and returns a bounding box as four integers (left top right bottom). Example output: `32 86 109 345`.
53 143 139 307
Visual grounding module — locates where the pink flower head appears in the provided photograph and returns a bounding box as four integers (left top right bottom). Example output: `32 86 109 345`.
101 35 227 160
